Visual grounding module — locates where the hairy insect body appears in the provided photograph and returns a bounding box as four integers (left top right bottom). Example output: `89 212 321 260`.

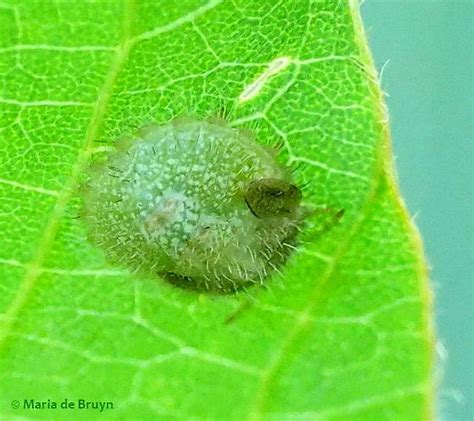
83 118 303 293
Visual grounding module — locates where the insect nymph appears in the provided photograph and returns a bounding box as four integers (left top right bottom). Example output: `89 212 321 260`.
83 117 304 293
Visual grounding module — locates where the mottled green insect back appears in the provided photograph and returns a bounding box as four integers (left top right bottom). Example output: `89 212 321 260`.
83 117 304 293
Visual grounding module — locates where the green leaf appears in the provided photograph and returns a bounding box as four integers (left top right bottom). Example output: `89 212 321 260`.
0 0 434 419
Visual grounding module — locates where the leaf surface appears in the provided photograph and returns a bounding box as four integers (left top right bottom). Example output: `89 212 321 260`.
0 1 434 419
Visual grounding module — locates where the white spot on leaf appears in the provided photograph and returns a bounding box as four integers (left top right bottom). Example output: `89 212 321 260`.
239 56 292 103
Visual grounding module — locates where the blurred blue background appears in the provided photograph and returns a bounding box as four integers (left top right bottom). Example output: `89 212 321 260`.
362 1 473 419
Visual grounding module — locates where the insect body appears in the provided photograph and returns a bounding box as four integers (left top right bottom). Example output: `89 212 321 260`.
83 117 304 293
